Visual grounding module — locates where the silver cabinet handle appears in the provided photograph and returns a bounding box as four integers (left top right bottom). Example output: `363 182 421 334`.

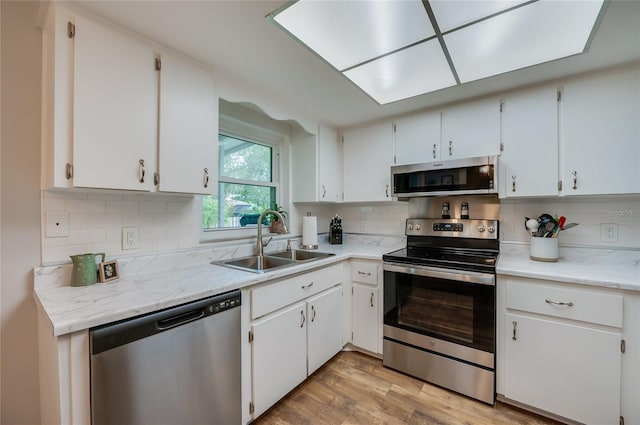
65 163 73 180
572 170 578 190
385 184 389 197
512 321 517 341
203 168 209 188
433 144 437 159
322 185 326 198
311 305 316 322
545 299 574 307
358 271 372 276
301 281 314 289
300 310 305 328
370 292 374 308
138 159 146 183
512 175 516 192
449 140 453 156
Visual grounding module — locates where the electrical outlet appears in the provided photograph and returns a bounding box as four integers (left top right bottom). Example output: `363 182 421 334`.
122 227 139 250
45 212 69 237
600 223 618 242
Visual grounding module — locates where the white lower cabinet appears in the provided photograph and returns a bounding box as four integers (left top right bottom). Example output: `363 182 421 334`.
249 264 344 418
504 313 621 424
352 284 378 353
498 276 624 424
350 260 382 354
251 301 308 418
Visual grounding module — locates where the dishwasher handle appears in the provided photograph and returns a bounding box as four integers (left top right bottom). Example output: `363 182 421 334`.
156 308 204 330
91 289 241 355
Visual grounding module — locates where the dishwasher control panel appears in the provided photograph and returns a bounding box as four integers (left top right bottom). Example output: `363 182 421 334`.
209 293 241 314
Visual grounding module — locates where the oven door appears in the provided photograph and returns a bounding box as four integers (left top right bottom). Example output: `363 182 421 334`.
383 262 495 367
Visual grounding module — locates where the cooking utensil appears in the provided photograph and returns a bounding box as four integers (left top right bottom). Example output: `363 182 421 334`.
557 216 566 230
561 223 579 231
525 218 539 235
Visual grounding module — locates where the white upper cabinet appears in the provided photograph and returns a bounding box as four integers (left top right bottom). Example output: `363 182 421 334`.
72 14 157 191
393 111 441 165
158 52 217 194
343 121 394 202
441 97 501 160
501 87 559 198
318 126 343 202
561 67 640 196
291 126 343 203
41 4 218 194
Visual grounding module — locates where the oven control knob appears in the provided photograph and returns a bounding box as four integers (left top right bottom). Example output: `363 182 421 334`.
477 225 486 233
487 225 495 233
407 224 413 230
415 224 421 231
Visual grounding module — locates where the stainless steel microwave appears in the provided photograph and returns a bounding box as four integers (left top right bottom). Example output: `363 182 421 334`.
391 156 498 198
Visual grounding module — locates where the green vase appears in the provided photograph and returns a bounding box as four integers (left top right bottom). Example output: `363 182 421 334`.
70 253 105 287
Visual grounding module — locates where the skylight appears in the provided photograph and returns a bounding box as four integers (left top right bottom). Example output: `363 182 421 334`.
269 0 606 105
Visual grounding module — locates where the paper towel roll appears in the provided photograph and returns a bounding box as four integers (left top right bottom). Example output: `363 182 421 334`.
302 216 318 248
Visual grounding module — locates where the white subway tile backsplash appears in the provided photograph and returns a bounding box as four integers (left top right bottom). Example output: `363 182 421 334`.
67 199 106 214
106 200 138 214
139 201 167 214
66 228 106 245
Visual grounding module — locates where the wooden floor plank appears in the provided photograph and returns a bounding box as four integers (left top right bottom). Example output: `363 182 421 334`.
253 351 561 425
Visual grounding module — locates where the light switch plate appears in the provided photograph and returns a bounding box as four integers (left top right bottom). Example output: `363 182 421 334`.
45 212 69 238
122 227 139 250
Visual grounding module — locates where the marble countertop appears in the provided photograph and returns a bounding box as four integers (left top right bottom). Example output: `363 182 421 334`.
497 243 640 291
34 237 404 337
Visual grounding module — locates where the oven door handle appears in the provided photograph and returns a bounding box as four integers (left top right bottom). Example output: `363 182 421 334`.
383 262 495 286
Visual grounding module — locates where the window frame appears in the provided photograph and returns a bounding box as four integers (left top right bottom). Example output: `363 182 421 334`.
201 114 284 242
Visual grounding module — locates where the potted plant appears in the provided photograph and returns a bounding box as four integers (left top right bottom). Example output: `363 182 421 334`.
267 202 288 233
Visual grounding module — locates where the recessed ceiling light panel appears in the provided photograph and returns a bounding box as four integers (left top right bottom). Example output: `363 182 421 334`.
273 0 434 71
343 40 456 104
430 0 529 32
444 0 605 82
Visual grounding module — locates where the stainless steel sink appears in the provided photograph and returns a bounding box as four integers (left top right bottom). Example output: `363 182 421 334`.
268 249 335 261
213 250 334 273
214 255 296 273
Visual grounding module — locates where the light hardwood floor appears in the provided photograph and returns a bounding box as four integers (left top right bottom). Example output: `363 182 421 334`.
253 351 560 425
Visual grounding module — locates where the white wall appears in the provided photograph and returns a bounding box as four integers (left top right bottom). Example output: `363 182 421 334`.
1 2 42 423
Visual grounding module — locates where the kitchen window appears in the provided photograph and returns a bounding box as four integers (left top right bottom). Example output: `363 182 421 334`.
202 120 281 235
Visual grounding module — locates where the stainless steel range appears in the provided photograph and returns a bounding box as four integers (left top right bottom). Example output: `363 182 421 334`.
382 218 499 405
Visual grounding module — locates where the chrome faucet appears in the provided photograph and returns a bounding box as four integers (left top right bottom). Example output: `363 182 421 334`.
257 209 289 256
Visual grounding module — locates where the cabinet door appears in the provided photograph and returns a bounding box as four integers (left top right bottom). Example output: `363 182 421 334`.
318 126 343 202
394 111 441 165
158 52 217 194
502 87 559 197
252 302 307 418
307 286 344 374
562 69 640 195
72 15 156 191
343 122 393 202
441 97 501 160
352 284 378 353
505 313 621 424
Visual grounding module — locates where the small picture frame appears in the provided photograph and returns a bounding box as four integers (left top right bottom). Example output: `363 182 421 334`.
98 260 120 283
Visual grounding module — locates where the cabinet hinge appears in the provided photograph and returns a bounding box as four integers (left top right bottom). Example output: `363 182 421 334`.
621 339 626 354
248 330 254 343
558 180 563 191
155 57 161 71
65 163 74 180
67 22 75 38
500 142 504 152
393 155 397 164
557 90 562 102
620 415 625 425
249 402 255 415
153 172 159 186
499 100 504 112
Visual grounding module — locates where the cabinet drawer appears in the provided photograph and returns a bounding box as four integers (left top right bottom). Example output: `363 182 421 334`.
505 279 622 328
351 261 379 285
251 264 342 319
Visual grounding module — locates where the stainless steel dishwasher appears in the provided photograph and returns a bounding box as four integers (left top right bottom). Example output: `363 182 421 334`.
90 290 241 425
